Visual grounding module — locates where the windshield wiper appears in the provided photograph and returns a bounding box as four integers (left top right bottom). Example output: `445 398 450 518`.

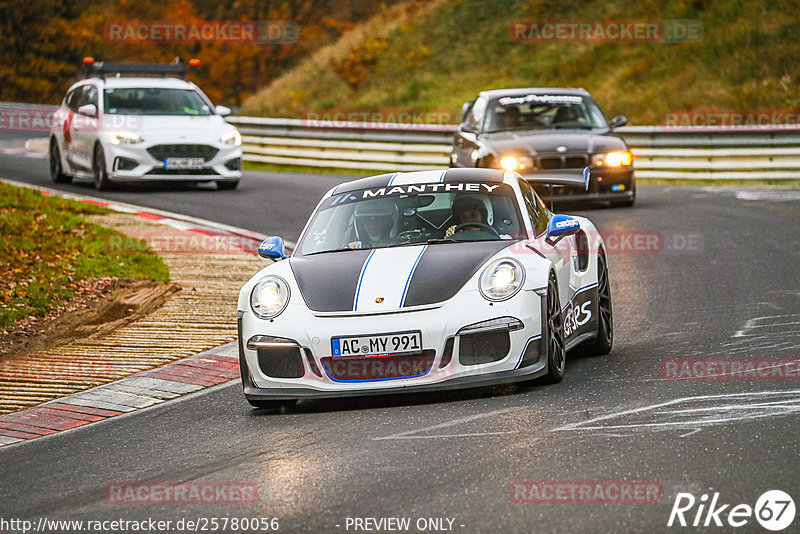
554 124 594 129
304 247 360 256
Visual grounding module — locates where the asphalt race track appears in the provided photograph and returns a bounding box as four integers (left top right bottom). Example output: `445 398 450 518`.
2 138 800 532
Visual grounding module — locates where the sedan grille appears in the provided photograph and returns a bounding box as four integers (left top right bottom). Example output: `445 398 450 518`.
146 144 219 161
538 154 588 170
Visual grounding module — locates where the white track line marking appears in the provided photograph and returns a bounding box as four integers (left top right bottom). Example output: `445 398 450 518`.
374 407 518 440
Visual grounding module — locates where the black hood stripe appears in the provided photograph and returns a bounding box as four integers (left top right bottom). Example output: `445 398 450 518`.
402 241 512 307
289 251 371 312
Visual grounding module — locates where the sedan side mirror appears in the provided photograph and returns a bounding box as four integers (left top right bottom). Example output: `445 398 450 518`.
77 104 97 118
257 236 286 260
608 115 627 129
216 105 232 117
460 122 477 134
545 214 581 246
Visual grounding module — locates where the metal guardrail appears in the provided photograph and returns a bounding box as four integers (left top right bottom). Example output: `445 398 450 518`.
228 116 800 179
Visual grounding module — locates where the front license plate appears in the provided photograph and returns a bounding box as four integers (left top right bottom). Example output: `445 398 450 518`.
163 157 204 169
331 331 422 358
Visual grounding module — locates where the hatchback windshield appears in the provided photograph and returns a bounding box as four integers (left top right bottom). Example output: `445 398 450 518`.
297 182 525 256
103 88 212 115
484 93 607 133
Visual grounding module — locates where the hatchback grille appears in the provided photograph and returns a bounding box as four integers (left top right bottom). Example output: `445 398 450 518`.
147 144 219 161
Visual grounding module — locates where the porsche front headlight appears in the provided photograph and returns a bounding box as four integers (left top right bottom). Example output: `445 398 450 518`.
479 259 525 301
250 276 290 319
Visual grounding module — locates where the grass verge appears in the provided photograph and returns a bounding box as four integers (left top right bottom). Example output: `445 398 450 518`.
0 182 169 332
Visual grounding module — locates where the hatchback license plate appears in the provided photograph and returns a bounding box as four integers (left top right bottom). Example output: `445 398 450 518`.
331 331 422 357
163 157 204 169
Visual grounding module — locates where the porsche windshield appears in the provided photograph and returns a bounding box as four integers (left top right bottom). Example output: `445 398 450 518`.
103 88 212 115
297 183 525 256
484 94 607 133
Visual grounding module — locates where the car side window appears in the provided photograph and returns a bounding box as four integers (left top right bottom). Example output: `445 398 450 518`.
518 179 548 236
467 96 487 130
65 88 82 111
84 85 98 108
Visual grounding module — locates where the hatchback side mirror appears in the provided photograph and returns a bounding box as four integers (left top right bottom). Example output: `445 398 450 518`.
77 104 97 118
257 236 286 260
545 214 581 246
216 105 232 117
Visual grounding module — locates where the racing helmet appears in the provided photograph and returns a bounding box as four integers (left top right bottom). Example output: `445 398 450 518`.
451 194 493 226
354 199 398 242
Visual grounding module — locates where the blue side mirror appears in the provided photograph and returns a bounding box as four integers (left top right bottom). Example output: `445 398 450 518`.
545 214 581 246
257 236 286 260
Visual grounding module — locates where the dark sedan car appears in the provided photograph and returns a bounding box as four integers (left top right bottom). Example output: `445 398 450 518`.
450 88 635 206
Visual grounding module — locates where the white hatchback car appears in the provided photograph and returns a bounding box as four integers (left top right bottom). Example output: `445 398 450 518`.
49 58 243 190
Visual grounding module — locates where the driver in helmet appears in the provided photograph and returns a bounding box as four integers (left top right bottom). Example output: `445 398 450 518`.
347 199 398 249
444 195 489 238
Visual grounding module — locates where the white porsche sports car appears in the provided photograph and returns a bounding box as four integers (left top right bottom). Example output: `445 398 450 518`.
237 168 612 409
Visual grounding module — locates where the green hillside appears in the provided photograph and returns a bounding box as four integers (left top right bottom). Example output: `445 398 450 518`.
241 0 799 125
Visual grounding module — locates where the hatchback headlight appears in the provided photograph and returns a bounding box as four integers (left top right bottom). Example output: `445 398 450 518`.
107 131 143 144
221 129 242 146
250 276 290 319
479 259 525 301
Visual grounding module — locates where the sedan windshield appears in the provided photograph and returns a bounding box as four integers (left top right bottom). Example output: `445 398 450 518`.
297 183 525 256
484 94 607 133
103 88 212 115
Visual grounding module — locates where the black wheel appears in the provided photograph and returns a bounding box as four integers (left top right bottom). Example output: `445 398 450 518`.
247 399 298 412
541 273 566 384
93 145 112 191
49 139 71 183
216 179 239 190
574 251 613 356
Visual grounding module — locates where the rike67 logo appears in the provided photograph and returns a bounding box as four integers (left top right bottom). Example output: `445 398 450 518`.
668 490 795 531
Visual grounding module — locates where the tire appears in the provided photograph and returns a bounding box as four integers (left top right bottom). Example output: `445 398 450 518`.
247 399 298 411
574 251 613 356
540 272 566 384
216 179 239 190
49 139 71 183
93 145 112 191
